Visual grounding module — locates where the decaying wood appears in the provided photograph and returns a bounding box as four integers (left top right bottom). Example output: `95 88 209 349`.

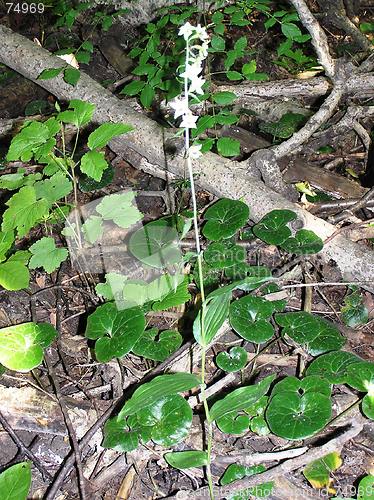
1 25 374 292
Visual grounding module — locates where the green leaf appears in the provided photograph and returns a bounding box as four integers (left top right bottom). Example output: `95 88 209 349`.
82 216 104 244
8 250 31 265
63 67 80 86
341 289 369 328
2 186 49 238
152 276 191 311
75 50 91 64
234 36 247 52
259 113 306 139
88 123 134 150
204 240 245 269
34 172 73 204
0 169 42 191
6 121 50 162
129 218 181 268
85 302 145 362
303 452 342 489
203 198 250 241
80 150 108 182
0 231 14 262
357 475 374 500
140 84 155 108
281 22 302 40
220 464 274 498
0 322 57 371
306 351 361 384
280 229 323 255
362 395 374 420
118 372 200 419
275 311 345 356
102 416 139 452
210 34 225 51
271 375 331 398
227 71 243 81
193 292 231 346
0 261 30 290
212 91 237 105
216 410 250 434
38 67 63 80
57 100 95 127
209 375 275 422
0 462 31 500
250 415 270 436
217 137 240 157
346 361 374 394
29 237 68 273
252 210 297 245
134 394 192 446
216 346 247 372
95 272 127 301
96 191 143 228
132 328 182 361
165 451 208 469
79 164 114 192
120 80 145 96
229 295 278 343
242 60 257 77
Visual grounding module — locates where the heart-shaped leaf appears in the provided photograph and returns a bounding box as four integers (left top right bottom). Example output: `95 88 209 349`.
303 452 342 489
230 295 278 343
341 289 369 328
275 312 345 355
306 351 361 384
118 372 200 419
0 322 57 372
346 361 374 394
216 346 247 372
132 328 182 361
202 198 249 241
0 462 31 500
209 374 275 422
244 395 268 417
204 240 245 269
271 376 332 398
252 210 297 245
134 394 192 446
250 415 270 436
165 451 208 469
85 302 145 362
357 475 374 500
96 191 143 229
280 229 323 255
216 411 250 434
102 416 139 452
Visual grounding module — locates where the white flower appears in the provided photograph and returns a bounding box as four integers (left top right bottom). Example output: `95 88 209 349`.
189 75 205 95
178 21 195 40
169 96 189 119
194 24 209 42
180 61 203 81
180 112 198 129
188 144 202 159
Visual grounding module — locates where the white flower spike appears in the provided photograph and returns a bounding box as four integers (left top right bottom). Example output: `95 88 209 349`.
188 144 202 159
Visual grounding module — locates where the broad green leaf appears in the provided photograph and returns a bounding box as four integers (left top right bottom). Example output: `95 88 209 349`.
227 71 243 81
118 372 200 419
95 272 127 301
8 250 31 265
2 186 49 237
193 292 231 346
63 67 80 86
34 172 73 204
341 289 369 328
303 452 342 489
306 351 361 384
96 191 143 228
357 475 374 500
266 391 331 440
242 60 256 77
210 34 225 51
234 36 247 52
250 415 270 436
362 395 374 420
0 169 42 191
6 121 50 162
216 410 250 434
102 416 139 452
346 361 374 394
229 295 278 343
152 276 191 310
212 91 237 105
280 229 323 255
79 165 115 192
217 136 240 157
88 123 134 150
140 84 155 108
252 210 297 245
204 240 245 269
57 99 95 127
209 374 275 422
38 67 63 80
203 198 249 241
220 464 274 499
281 22 302 40
129 218 181 268
270 376 331 399
85 302 145 362
216 346 247 372
120 80 145 96
244 395 269 417
0 462 31 500
275 311 345 356
135 394 192 446
165 451 208 469
82 216 104 244
0 261 30 290
29 237 68 273
0 231 14 262
80 150 108 181
0 322 57 371
132 328 182 361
